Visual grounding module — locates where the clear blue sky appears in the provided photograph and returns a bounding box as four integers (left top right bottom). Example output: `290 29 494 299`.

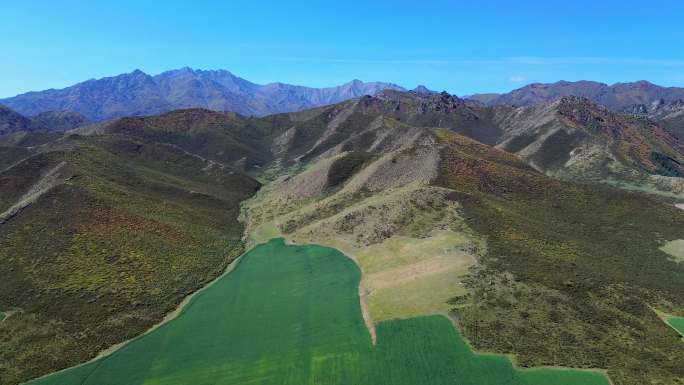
3 0 684 98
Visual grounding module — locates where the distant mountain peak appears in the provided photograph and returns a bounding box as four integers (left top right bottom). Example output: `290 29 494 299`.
128 69 149 78
470 80 684 110
0 69 406 121
630 80 656 86
553 95 611 119
411 85 436 94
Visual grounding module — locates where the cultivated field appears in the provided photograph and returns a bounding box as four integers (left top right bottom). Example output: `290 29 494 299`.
668 317 684 336
29 239 609 385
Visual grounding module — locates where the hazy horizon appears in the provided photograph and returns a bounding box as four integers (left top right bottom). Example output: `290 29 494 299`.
3 0 684 98
4 65 684 100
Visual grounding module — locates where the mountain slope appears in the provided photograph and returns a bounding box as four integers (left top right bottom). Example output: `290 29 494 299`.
1 105 90 136
77 91 684 199
471 80 684 110
279 91 684 195
493 96 684 182
0 106 92 172
0 134 259 384
81 108 282 170
0 68 405 121
0 105 33 136
29 111 90 132
623 99 684 140
434 129 684 385
81 91 487 171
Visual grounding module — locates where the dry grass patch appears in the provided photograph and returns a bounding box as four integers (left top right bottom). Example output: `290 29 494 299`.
248 221 281 245
364 251 474 292
290 228 479 321
660 239 684 262
354 230 474 274
368 269 470 322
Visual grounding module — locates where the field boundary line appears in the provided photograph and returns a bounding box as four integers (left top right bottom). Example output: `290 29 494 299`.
22 251 248 384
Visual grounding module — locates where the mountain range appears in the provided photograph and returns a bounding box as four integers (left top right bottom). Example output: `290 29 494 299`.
1 79 684 385
4 70 684 132
468 80 684 111
0 68 405 121
3 88 682 192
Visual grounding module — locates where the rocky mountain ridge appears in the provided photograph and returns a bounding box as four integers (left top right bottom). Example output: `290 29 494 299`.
469 80 684 111
0 68 405 121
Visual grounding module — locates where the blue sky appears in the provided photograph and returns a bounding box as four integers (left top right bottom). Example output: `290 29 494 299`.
2 0 684 97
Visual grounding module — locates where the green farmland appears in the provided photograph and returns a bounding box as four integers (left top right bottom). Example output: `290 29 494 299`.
28 239 609 385
668 317 684 336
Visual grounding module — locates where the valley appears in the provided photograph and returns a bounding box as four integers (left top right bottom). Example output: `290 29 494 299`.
1 89 683 385
27 239 609 385
4 3 684 385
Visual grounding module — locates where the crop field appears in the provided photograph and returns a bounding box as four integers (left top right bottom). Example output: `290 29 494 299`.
29 239 609 385
668 317 684 336
373 316 608 385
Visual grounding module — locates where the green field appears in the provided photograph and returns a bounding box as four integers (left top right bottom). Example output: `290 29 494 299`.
668 317 684 336
29 239 608 385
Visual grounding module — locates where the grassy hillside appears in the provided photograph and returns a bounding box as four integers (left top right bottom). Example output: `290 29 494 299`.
2 93 683 385
0 134 259 384
83 93 684 198
85 109 288 169
434 129 684 385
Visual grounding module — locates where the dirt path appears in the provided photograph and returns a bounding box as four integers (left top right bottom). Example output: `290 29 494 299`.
342 251 378 345
0 310 19 322
0 161 67 224
676 203 684 211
